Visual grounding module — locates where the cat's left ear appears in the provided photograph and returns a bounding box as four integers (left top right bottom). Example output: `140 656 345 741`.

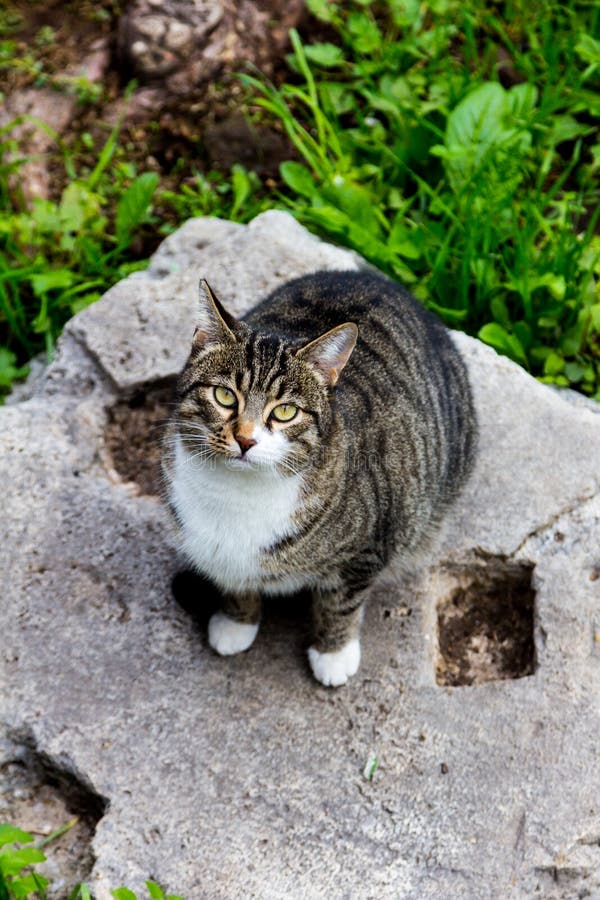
193 279 238 349
296 322 358 387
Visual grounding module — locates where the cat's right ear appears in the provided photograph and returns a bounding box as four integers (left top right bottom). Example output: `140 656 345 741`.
193 280 238 350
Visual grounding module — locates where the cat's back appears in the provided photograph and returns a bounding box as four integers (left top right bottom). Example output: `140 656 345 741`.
244 270 457 378
245 269 477 514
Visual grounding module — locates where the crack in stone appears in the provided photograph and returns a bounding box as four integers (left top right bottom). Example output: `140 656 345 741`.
0 724 110 897
511 488 599 558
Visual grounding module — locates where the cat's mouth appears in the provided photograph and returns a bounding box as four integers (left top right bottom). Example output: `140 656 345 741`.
225 453 271 471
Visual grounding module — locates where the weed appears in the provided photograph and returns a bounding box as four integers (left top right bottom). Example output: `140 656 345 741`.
159 164 269 229
1 0 599 400
244 1 600 397
0 106 160 395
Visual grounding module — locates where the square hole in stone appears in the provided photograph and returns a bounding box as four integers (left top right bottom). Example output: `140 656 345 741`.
104 380 176 496
436 558 535 686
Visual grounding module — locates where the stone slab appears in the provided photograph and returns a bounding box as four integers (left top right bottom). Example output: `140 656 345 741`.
1 212 599 899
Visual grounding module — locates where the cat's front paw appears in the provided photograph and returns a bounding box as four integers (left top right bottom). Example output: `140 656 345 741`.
308 639 361 687
208 612 259 656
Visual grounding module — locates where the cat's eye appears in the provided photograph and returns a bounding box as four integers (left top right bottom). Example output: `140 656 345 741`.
271 403 298 423
214 386 237 408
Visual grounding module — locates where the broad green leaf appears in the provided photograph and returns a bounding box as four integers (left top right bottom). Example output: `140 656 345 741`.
539 374 570 386
389 0 421 27
444 82 507 153
575 33 600 65
304 43 345 68
322 178 382 234
0 847 46 876
470 258 499 293
115 172 159 246
70 884 92 900
583 364 596 382
305 0 338 23
432 82 533 195
490 296 511 328
530 345 553 363
347 12 381 53
590 304 600 330
320 83 354 115
280 161 317 199
513 320 532 351
0 347 29 390
30 269 75 296
146 882 165 899
0 825 34 848
543 351 565 376
112 889 138 900
388 220 420 258
389 238 420 259
59 182 101 234
9 873 50 898
31 198 61 234
560 328 584 356
531 273 566 300
547 115 595 147
427 300 468 323
478 323 528 366
70 291 101 315
564 361 586 383
506 83 538 120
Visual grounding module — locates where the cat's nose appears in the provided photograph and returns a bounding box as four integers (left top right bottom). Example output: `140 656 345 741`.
236 435 257 455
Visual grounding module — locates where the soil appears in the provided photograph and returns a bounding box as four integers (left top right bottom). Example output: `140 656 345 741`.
1 0 304 244
103 381 175 496
436 560 536 686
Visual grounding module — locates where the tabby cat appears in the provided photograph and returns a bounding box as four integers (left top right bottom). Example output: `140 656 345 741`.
162 270 477 686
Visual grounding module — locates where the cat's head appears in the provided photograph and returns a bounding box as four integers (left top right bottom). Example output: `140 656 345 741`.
172 280 357 475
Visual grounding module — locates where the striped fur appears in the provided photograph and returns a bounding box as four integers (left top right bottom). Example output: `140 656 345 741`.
162 270 477 685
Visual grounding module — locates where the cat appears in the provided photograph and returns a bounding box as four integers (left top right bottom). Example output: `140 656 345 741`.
162 270 477 687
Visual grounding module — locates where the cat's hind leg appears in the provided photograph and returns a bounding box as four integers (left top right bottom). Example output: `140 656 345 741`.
208 591 262 656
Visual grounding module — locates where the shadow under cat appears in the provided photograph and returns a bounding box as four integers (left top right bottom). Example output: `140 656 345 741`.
171 569 312 639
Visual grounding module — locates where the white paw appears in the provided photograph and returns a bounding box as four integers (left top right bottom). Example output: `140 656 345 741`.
208 612 259 656
308 639 361 687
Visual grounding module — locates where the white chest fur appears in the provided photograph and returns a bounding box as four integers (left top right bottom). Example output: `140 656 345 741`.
168 436 303 593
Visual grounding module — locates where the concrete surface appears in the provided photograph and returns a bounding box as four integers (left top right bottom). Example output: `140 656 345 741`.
1 211 599 899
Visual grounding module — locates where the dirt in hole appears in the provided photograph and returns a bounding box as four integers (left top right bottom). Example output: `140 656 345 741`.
104 382 175 496
0 733 108 897
436 559 535 686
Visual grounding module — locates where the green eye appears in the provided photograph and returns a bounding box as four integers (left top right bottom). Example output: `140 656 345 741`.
271 403 298 423
214 386 237 408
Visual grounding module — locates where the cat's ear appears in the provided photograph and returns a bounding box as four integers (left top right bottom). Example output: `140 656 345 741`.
296 322 358 387
193 280 238 349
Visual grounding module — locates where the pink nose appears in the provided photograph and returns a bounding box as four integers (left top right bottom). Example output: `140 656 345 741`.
237 435 257 455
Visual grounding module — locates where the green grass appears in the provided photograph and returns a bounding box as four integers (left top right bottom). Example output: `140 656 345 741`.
0 110 267 398
245 0 600 398
0 106 159 388
1 0 599 400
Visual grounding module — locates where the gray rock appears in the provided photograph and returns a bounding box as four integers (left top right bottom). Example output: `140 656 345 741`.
119 0 224 78
65 211 363 392
1 211 599 900
117 0 305 97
